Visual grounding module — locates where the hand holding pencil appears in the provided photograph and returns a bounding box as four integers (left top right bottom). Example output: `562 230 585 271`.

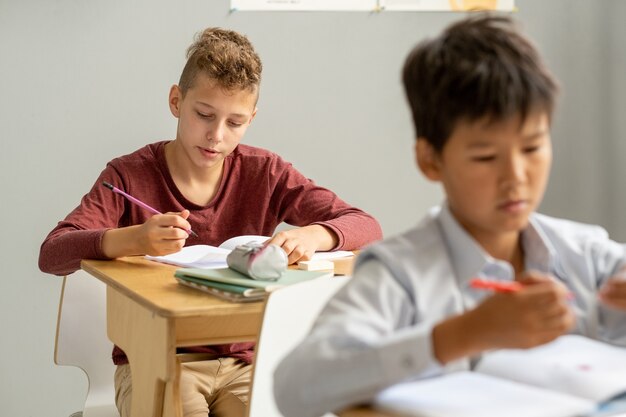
100 181 198 258
103 182 198 237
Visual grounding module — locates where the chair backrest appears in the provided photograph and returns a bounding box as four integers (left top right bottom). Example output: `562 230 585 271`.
247 275 349 417
55 270 119 417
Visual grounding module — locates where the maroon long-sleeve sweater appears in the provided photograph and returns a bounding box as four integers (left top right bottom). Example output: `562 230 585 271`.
39 141 382 364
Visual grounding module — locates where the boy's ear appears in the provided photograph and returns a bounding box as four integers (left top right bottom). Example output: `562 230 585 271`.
169 85 182 118
415 138 442 181
248 107 258 124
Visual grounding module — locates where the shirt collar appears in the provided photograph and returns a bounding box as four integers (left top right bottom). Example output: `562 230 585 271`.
525 214 559 275
436 203 558 291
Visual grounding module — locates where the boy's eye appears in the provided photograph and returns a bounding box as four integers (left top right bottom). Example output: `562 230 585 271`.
196 111 214 119
472 155 496 162
228 121 243 128
523 146 540 153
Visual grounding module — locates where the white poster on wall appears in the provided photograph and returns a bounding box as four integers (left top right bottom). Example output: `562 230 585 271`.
380 0 515 11
231 0 378 11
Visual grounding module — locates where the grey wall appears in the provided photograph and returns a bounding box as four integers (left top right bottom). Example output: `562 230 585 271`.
607 1 626 237
1 1 624 415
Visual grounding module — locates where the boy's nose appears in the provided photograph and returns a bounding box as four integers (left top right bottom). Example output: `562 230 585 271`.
501 154 526 186
207 121 225 143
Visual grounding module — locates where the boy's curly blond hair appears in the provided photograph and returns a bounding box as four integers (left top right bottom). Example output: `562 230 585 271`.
179 28 262 95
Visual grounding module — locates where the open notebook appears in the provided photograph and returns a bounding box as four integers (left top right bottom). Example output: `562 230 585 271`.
145 235 353 269
374 335 626 417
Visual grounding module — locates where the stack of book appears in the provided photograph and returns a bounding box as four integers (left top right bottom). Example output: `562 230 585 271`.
175 267 334 302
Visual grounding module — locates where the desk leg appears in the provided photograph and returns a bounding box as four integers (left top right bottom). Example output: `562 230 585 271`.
107 287 182 417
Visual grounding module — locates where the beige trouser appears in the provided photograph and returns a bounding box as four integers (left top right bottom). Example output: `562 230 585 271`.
114 357 251 417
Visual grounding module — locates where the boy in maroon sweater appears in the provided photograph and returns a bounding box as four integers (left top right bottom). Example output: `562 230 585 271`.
39 28 382 417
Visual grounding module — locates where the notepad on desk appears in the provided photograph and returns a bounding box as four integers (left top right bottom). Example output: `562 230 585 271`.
374 335 626 417
146 235 353 269
175 267 333 302
176 275 267 302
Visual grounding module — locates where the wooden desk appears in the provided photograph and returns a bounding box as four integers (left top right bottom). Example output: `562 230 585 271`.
82 256 262 417
81 254 355 417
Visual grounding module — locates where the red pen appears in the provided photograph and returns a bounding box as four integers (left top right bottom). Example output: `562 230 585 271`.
470 278 523 293
470 278 575 300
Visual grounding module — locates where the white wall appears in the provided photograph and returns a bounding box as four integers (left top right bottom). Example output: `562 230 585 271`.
0 1 623 415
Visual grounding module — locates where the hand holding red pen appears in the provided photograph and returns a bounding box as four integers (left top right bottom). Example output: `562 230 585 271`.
468 272 575 350
432 272 575 365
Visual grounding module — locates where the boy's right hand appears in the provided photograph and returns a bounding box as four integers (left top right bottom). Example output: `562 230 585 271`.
468 272 575 351
102 210 191 259
136 210 192 256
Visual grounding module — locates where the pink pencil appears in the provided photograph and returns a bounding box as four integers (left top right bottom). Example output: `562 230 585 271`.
102 181 198 238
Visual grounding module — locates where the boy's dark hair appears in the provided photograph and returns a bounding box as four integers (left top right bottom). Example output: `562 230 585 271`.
179 27 262 96
402 14 558 151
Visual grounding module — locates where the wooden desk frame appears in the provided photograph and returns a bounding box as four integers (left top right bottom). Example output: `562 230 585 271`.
81 255 356 417
82 257 262 417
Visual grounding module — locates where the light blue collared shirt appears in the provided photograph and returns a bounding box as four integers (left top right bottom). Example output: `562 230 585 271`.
274 205 626 417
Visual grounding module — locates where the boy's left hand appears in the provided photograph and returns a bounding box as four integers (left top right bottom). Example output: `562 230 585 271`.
265 225 338 265
599 270 626 311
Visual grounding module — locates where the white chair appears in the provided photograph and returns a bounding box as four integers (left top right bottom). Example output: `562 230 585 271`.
55 270 120 417
247 275 349 417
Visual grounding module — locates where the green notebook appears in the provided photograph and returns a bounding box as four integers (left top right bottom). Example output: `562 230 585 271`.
174 267 333 302
176 275 267 302
175 267 333 289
